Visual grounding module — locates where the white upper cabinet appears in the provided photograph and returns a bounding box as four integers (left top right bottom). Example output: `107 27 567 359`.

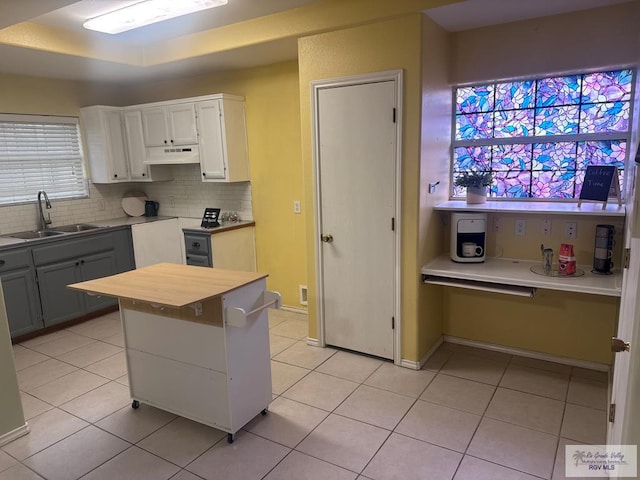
80 106 130 184
197 96 250 183
123 110 172 182
81 94 249 184
141 103 198 147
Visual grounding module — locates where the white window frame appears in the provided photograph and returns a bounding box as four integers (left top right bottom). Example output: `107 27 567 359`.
450 69 635 201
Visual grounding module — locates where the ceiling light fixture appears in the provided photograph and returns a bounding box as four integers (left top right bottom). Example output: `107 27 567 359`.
83 0 228 34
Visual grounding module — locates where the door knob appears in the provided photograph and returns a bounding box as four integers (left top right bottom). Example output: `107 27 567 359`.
321 234 334 243
612 337 631 353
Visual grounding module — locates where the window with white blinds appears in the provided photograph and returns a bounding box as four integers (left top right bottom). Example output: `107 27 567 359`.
0 114 88 205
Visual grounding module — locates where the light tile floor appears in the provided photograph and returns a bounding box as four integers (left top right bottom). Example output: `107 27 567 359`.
2 309 609 480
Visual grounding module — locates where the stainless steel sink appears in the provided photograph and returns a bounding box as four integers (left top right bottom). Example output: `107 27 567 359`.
53 224 102 233
8 230 64 239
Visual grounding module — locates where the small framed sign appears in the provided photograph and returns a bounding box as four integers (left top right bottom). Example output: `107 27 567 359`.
578 165 621 209
201 208 221 228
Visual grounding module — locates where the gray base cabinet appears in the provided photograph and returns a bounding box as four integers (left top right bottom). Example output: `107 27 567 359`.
0 267 41 337
1 226 135 338
34 237 119 328
36 260 85 327
36 251 117 327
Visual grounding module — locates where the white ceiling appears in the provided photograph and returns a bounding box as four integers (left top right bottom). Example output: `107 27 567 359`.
0 0 634 84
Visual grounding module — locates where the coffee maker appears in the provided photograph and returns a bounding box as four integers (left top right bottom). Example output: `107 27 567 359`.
450 212 487 263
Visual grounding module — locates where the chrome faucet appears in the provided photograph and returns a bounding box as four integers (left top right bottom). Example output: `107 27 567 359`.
37 191 52 230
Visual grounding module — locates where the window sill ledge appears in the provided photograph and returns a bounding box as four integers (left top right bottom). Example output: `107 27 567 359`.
434 201 625 217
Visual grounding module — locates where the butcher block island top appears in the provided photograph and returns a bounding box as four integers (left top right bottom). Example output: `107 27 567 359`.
68 262 269 308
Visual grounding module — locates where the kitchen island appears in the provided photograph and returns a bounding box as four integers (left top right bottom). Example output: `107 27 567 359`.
69 263 279 443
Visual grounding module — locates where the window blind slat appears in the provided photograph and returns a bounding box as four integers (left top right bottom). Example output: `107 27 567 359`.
0 115 88 205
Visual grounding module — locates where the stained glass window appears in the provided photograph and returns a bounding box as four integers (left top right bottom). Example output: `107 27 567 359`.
452 69 634 200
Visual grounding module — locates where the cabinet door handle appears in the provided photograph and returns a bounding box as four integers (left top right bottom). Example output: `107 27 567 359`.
0 260 5 266
80 260 85 264
164 140 168 144
75 262 80 266
192 242 200 247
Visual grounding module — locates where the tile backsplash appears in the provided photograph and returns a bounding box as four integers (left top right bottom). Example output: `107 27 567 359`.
0 164 253 235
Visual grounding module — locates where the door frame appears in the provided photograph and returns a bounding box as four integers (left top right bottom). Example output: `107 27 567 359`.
310 69 403 365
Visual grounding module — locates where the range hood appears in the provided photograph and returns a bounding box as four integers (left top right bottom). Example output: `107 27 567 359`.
144 145 200 165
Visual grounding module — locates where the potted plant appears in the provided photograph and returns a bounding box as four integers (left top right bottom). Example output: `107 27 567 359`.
454 171 492 204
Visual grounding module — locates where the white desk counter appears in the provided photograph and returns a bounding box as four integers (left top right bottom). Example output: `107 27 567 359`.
422 255 622 297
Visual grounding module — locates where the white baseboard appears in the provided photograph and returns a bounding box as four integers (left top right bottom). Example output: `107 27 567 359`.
443 335 610 372
281 306 308 315
0 422 29 448
401 336 444 370
306 337 321 347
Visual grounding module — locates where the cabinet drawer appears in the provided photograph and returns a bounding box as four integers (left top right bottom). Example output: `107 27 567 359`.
32 233 113 266
122 307 227 372
184 234 210 255
186 254 212 267
127 349 231 430
0 249 32 272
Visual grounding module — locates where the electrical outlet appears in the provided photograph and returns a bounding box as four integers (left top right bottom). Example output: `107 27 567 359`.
493 217 501 232
541 219 552 237
169 196 175 207
293 200 301 214
515 219 526 236
565 221 577 239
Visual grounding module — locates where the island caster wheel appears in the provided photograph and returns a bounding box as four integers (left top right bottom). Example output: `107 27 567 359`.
131 400 140 409
227 433 234 444
261 408 268 416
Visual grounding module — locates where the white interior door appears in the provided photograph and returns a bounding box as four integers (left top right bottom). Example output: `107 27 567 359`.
608 165 640 448
316 78 398 360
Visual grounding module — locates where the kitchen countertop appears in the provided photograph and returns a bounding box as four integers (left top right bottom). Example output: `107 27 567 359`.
0 216 176 248
182 220 256 235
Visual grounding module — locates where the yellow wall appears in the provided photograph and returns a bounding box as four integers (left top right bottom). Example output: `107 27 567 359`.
298 14 424 360
0 73 125 115
444 288 618 364
451 2 640 84
0 284 25 440
125 62 307 307
417 16 452 359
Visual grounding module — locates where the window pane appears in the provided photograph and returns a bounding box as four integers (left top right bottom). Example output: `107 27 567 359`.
536 75 582 107
456 85 494 113
534 106 580 135
532 142 577 171
495 81 535 110
494 109 534 138
455 113 493 140
582 70 633 103
492 171 531 198
452 69 632 200
577 140 626 169
454 146 491 171
492 144 532 171
531 171 575 198
580 102 630 133
0 118 88 205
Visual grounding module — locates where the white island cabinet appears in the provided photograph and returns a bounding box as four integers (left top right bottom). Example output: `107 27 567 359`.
69 263 279 443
